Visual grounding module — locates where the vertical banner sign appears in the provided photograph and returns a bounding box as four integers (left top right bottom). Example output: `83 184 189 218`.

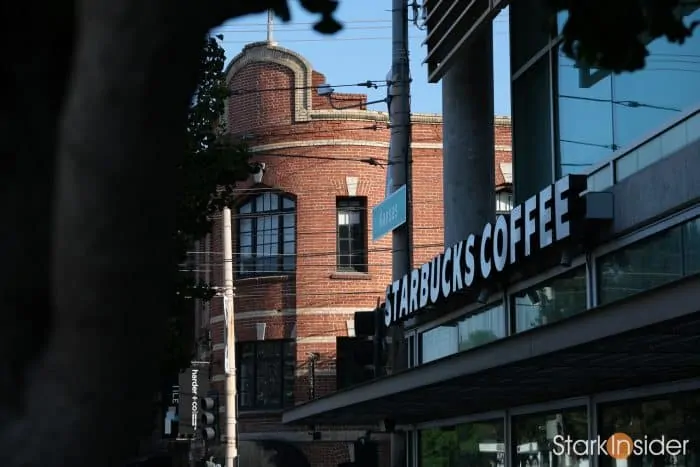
177 366 210 437
162 381 180 439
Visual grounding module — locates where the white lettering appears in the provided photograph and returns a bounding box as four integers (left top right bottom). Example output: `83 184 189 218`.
441 247 452 298
191 369 200 430
523 195 537 256
464 234 476 287
554 175 572 241
480 223 493 279
492 215 508 273
538 185 553 249
419 263 430 309
392 279 401 322
551 435 566 456
451 241 464 294
409 269 419 315
509 204 522 265
382 175 587 326
384 284 393 327
429 256 441 303
398 275 408 318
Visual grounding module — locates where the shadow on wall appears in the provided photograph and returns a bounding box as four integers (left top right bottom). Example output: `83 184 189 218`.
212 441 311 467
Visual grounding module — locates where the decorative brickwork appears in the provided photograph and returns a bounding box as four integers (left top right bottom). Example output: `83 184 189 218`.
196 41 512 467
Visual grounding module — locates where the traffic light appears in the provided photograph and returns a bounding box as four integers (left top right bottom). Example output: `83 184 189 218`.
200 392 219 441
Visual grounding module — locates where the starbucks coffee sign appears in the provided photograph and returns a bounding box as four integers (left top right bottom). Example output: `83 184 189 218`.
384 175 587 327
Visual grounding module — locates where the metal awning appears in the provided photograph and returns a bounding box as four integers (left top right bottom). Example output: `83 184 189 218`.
283 274 700 426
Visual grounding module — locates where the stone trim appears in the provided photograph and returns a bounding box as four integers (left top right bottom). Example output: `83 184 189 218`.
209 307 370 323
225 42 315 123
224 42 512 129
249 139 511 152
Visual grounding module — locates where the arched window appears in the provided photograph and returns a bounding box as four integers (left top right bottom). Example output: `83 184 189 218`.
237 192 295 275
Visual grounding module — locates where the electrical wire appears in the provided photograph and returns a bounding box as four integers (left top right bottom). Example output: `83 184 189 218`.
228 79 394 97
221 34 509 45
215 18 508 29
187 241 443 258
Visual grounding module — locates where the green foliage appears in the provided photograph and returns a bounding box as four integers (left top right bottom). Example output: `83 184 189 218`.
268 1 343 34
549 0 699 73
166 35 252 376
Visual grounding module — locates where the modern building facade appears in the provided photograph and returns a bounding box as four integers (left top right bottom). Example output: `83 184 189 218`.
282 3 700 467
187 41 513 466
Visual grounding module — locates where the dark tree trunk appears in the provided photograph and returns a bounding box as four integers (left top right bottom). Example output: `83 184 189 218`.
0 0 319 465
0 1 211 465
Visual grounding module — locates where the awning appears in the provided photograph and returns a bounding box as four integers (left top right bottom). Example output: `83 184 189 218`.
283 274 700 426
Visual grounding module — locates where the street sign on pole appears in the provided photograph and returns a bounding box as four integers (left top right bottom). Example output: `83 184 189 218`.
372 184 407 241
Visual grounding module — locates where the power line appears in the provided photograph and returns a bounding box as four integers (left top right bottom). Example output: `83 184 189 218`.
221 34 509 45
215 20 509 33
228 80 392 96
187 241 445 259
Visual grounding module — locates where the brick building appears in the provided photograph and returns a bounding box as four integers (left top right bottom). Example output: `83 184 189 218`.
193 41 512 466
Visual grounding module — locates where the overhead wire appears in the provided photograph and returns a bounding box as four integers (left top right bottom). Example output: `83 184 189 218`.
228 79 392 96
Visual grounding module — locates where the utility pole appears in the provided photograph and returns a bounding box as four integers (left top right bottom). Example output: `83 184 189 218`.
388 0 411 464
222 207 238 467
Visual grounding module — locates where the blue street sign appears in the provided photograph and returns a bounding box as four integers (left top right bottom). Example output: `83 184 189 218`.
372 184 407 241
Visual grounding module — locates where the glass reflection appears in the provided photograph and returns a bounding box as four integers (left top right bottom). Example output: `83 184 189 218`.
597 217 700 306
556 54 615 176
512 408 588 467
421 303 506 364
556 8 700 176
598 391 700 467
513 55 553 202
421 419 505 467
512 267 587 333
684 217 700 275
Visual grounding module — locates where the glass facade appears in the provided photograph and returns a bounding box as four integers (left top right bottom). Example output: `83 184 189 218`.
556 8 700 178
418 391 700 467
512 266 587 334
420 419 505 467
511 2 700 202
512 408 589 467
598 391 700 467
421 302 506 364
598 216 700 306
416 214 698 366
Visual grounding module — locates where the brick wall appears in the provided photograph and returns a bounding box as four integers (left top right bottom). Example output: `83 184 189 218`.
200 42 511 467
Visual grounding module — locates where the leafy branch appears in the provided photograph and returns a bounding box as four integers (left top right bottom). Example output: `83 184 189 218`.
550 0 699 72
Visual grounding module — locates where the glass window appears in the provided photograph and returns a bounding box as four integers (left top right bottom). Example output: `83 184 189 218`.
597 217 699 306
512 408 588 467
512 266 587 334
421 303 506 364
510 0 553 73
337 197 368 273
420 419 505 467
236 339 295 410
237 192 295 276
513 55 554 203
556 52 616 176
555 8 700 177
612 8 700 150
684 217 700 275
496 190 514 214
598 390 700 467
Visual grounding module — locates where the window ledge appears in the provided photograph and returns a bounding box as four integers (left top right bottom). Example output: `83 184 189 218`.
236 274 291 285
330 271 372 280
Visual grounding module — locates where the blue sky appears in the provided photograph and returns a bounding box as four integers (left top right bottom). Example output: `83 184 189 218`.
213 1 511 116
